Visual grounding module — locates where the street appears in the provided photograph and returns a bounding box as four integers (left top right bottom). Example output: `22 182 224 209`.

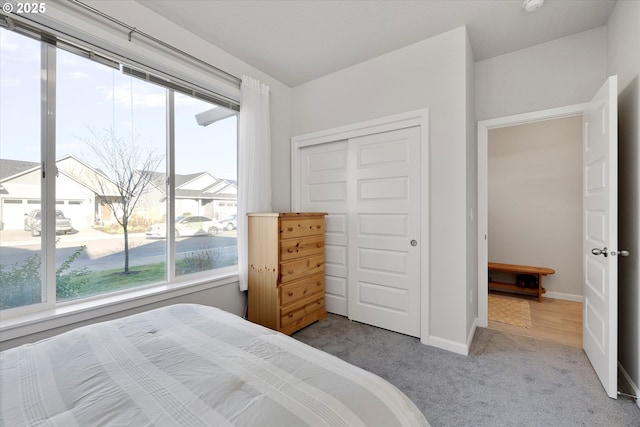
0 227 238 271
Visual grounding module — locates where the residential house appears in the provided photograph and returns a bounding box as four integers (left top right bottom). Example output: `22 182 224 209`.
0 156 237 230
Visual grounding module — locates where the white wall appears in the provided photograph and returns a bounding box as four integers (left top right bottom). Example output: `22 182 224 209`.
606 0 640 405
488 116 583 299
292 27 473 351
476 27 607 121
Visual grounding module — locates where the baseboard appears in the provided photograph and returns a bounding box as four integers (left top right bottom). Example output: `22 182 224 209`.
544 291 583 302
618 361 640 408
466 317 478 353
429 334 470 356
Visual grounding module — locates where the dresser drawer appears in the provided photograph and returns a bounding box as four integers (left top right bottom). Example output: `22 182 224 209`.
281 295 325 328
280 235 324 262
279 254 324 283
280 218 325 239
279 274 324 306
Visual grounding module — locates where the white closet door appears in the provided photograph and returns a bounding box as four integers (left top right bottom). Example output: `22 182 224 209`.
299 141 349 315
348 126 421 337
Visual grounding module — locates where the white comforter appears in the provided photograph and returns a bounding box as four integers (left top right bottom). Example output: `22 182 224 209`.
0 304 428 426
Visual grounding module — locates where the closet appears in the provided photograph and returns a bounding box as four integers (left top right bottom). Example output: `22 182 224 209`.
291 111 428 338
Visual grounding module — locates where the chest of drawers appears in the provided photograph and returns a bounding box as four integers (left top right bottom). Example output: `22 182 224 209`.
247 212 328 335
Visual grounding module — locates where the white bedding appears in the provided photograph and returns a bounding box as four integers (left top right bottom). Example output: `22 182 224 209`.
0 304 428 426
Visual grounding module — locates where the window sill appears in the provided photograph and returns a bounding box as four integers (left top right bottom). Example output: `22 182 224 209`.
0 269 239 343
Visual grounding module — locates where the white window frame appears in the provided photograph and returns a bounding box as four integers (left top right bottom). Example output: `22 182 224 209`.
0 10 241 341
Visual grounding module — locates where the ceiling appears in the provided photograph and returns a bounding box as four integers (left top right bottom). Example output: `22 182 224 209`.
137 0 616 87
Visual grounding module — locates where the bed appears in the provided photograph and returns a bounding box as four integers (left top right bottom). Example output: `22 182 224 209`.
0 304 428 426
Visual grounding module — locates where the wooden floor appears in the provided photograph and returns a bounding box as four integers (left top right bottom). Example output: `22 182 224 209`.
488 291 583 348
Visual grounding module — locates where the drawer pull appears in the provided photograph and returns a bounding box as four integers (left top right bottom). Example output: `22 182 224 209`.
303 290 307 294
288 248 294 253
288 227 294 232
288 291 294 296
288 270 294 274
288 313 294 318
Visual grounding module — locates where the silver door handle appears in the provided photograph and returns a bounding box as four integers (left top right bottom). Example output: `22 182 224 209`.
592 247 631 257
591 247 608 257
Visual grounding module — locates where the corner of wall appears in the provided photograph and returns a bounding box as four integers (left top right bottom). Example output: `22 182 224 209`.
465 25 479 341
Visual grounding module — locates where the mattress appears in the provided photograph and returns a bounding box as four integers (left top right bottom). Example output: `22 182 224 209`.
0 304 428 426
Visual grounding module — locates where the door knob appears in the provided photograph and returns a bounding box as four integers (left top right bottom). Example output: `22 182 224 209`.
591 247 608 257
613 249 630 257
410 240 418 247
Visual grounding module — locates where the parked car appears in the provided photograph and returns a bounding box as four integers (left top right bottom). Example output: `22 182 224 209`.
146 215 223 238
24 209 73 237
220 214 237 231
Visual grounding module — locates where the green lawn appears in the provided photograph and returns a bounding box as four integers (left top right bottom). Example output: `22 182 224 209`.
69 262 167 299
1 250 237 310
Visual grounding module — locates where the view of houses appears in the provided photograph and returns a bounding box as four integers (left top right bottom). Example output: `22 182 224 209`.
0 156 237 232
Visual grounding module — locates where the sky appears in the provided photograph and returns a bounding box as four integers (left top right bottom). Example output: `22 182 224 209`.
0 28 237 180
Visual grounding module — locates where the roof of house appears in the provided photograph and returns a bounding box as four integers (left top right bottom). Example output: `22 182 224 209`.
1 158 237 202
0 159 40 181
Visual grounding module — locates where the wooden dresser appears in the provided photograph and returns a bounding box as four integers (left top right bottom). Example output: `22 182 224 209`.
247 212 328 335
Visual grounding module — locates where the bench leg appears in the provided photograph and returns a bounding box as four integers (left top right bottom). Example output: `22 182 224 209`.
538 273 543 303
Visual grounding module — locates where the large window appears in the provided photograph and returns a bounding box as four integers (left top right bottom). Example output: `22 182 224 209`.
0 28 238 312
0 29 43 310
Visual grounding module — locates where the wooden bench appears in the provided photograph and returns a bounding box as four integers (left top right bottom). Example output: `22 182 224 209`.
488 262 555 302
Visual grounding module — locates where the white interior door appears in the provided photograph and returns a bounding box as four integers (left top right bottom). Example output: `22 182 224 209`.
299 141 349 315
583 75 618 399
348 126 421 337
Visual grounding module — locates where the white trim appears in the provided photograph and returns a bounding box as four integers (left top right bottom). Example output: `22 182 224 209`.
618 362 640 409
544 291 584 303
0 271 238 343
428 335 470 356
466 317 478 354
291 110 426 148
477 103 589 327
291 109 430 344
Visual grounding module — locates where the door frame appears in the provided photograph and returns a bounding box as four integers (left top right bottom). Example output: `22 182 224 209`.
291 108 430 343
477 103 589 327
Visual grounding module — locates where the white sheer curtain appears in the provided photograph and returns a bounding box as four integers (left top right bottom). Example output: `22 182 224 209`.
238 75 272 292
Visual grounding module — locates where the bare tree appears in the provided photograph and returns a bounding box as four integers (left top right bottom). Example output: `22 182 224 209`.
82 128 164 274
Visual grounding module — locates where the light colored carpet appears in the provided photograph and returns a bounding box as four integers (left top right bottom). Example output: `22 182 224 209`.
488 294 532 328
294 314 640 426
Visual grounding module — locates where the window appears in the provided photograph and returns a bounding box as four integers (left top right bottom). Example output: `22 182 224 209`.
174 92 237 277
0 27 238 313
0 29 43 310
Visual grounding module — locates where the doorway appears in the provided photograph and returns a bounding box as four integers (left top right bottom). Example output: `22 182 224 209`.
477 103 590 329
485 116 584 348
479 76 620 399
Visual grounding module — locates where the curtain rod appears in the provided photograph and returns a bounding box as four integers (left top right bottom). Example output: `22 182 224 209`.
70 0 242 87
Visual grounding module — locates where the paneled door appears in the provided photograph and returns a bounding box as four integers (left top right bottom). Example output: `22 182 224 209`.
348 126 421 337
583 75 618 399
299 141 349 315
